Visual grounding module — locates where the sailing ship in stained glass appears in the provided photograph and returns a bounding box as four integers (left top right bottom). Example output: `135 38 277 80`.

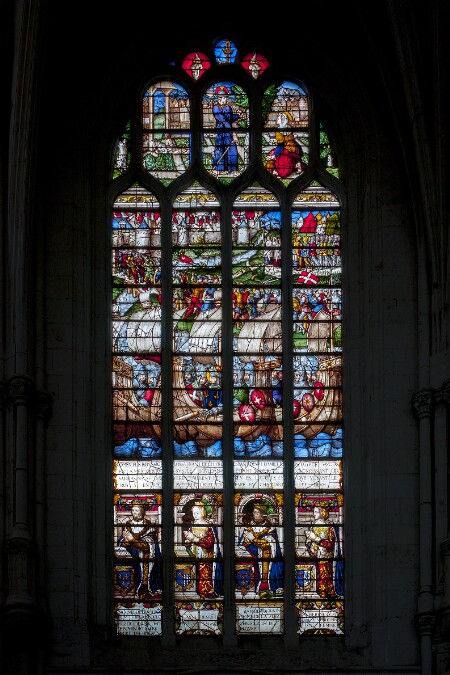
291 184 342 463
112 186 163 460
231 185 283 460
172 184 223 459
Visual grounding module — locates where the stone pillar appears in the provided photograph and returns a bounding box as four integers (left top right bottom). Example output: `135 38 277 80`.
412 388 435 675
436 381 450 642
0 2 50 670
0 377 52 674
0 382 6 607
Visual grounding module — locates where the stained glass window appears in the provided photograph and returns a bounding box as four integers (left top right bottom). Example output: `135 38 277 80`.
112 38 343 639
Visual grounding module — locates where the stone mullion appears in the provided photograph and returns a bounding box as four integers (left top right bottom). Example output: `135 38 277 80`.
160 193 175 646
220 194 236 646
281 198 296 648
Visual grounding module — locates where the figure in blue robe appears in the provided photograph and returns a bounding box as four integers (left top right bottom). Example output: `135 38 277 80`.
212 86 241 172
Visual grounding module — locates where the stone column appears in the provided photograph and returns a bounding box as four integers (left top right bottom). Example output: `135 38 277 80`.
412 388 436 675
437 381 450 640
0 2 51 671
1 377 52 673
0 382 6 605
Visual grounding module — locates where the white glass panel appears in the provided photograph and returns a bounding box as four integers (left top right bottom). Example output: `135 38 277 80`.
294 459 342 490
234 460 284 489
173 459 223 489
114 460 163 490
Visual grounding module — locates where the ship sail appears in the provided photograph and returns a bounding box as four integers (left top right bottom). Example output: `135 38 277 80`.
126 307 162 354
235 306 281 360
293 357 341 439
188 306 222 364
113 303 163 431
306 308 339 353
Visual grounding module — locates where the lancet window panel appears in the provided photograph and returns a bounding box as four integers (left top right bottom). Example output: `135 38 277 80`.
111 37 344 640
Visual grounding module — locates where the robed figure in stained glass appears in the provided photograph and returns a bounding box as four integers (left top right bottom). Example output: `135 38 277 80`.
117 500 162 599
183 499 223 598
237 499 283 598
212 86 241 172
304 504 339 598
265 111 306 179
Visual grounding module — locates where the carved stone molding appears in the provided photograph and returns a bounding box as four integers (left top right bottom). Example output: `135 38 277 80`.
5 537 38 599
5 536 36 554
418 611 436 636
5 376 52 420
8 376 36 405
412 388 435 419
